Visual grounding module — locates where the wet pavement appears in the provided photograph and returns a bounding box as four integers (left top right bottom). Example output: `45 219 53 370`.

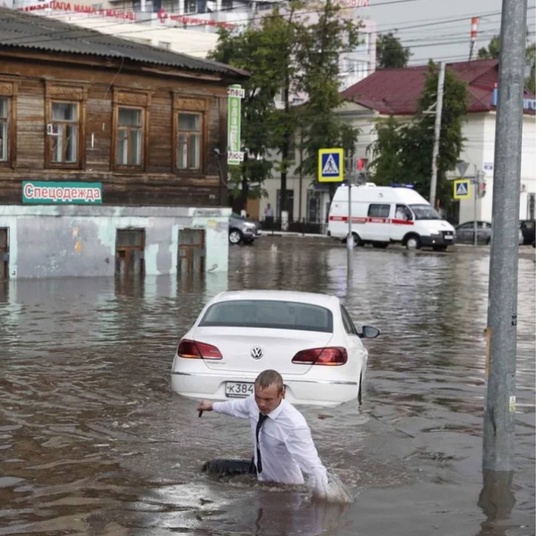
0 237 535 536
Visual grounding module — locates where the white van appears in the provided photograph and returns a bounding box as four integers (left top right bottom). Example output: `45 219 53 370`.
327 184 456 250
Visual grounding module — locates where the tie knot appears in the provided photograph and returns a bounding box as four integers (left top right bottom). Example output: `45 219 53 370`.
258 413 269 424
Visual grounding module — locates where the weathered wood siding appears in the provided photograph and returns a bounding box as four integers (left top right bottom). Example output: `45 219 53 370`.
0 53 234 207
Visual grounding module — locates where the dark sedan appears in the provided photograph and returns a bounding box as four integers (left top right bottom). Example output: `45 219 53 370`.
456 220 524 245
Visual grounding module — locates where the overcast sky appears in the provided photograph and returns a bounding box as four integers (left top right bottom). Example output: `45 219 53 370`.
359 0 537 66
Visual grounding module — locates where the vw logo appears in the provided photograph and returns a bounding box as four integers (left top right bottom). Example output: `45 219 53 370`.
250 346 264 359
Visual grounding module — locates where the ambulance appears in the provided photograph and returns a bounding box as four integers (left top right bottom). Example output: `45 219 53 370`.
327 184 456 250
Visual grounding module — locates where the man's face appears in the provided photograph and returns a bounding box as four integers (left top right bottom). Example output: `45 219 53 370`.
254 383 284 415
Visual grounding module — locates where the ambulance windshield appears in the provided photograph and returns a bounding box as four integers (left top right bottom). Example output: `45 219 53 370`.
410 204 442 220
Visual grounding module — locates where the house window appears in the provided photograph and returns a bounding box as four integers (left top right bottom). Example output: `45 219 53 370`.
0 97 8 162
48 102 78 164
116 107 143 167
176 112 201 170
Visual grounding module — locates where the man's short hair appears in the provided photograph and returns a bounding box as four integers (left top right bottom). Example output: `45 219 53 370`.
255 369 284 393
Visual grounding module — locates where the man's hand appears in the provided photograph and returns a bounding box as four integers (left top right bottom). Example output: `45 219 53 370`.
198 400 213 413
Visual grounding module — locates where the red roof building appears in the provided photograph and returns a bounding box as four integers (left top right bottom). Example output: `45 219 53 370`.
340 59 535 116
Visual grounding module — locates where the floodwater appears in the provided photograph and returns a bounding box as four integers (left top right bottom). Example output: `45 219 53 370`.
0 237 535 536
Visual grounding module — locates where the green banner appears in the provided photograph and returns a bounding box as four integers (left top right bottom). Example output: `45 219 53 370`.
22 181 103 204
227 85 244 166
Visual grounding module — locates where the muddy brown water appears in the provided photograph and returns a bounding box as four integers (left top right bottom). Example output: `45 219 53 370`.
0 238 535 536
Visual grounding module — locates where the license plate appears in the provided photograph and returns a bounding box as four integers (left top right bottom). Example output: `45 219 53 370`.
225 382 254 398
444 235 454 240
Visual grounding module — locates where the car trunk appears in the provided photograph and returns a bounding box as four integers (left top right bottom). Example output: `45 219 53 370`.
192 326 335 375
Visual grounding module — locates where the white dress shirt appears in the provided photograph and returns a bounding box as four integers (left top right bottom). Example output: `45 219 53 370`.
212 395 328 497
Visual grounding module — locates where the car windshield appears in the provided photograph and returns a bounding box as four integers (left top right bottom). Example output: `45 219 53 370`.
410 204 442 220
199 299 333 333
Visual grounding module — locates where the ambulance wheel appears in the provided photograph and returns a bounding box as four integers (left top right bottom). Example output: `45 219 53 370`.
352 233 363 246
405 235 421 250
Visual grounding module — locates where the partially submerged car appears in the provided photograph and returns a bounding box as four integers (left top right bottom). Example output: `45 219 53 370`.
171 290 380 407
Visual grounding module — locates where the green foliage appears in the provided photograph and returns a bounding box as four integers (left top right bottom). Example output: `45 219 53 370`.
376 33 411 69
525 43 536 93
208 0 362 209
477 36 500 59
369 62 468 210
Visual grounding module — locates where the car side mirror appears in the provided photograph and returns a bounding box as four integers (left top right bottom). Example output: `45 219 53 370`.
358 325 380 339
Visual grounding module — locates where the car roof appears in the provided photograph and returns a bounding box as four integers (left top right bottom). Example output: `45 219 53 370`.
208 290 340 309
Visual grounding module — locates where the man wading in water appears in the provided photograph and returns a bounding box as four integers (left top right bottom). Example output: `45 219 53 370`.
198 369 330 500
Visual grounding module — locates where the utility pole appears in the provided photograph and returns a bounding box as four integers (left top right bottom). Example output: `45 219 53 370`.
483 0 527 473
429 62 445 207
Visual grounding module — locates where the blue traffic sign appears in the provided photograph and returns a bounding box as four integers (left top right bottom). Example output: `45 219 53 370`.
318 148 344 182
453 179 471 199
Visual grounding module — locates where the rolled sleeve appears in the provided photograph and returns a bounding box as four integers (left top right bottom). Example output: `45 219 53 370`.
284 427 328 497
212 396 253 419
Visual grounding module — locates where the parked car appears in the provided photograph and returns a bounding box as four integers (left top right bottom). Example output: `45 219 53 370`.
520 220 536 247
229 213 262 245
170 290 380 407
455 221 524 245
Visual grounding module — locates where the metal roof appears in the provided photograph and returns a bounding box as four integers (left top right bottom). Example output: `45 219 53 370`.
0 7 249 78
341 59 531 115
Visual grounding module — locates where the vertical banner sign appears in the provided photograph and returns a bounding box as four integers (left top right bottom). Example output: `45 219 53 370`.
227 85 245 166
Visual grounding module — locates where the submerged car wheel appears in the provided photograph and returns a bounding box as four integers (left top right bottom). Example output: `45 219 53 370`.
229 229 243 245
357 374 364 405
405 235 421 250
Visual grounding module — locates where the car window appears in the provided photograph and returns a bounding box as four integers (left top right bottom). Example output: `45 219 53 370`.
368 204 390 218
460 222 473 230
200 300 333 333
410 204 442 220
340 305 357 335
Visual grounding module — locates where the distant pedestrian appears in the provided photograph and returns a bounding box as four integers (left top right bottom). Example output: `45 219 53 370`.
198 369 330 500
264 203 274 225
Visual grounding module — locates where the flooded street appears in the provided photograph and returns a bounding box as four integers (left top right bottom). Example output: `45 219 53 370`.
0 237 535 536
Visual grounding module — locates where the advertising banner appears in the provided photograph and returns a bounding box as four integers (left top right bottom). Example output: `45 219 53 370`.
227 85 244 166
22 181 103 204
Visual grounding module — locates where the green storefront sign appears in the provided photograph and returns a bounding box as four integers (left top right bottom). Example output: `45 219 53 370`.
22 181 103 205
227 84 244 166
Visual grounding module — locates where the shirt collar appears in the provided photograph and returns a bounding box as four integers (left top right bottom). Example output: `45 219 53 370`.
266 399 286 420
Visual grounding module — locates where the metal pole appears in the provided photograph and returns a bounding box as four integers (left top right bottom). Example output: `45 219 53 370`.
347 182 354 250
473 167 478 246
483 0 527 473
429 62 446 206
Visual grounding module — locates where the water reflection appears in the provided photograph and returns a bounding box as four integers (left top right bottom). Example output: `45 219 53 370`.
0 240 535 535
477 470 517 536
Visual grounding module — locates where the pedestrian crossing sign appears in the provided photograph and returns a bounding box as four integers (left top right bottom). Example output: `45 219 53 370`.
318 148 344 182
453 178 471 199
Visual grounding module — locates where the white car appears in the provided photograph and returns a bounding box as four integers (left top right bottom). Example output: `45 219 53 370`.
170 290 380 407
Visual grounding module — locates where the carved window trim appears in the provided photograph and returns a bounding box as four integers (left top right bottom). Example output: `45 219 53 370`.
44 82 87 170
112 89 151 171
0 79 18 168
172 93 208 174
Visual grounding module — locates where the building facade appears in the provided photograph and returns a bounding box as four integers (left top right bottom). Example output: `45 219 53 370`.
262 59 536 226
0 7 248 279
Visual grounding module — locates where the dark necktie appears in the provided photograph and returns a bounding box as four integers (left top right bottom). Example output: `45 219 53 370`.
255 413 269 473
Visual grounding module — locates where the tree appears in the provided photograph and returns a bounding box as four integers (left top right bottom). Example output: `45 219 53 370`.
477 36 500 59
477 35 536 93
525 43 536 93
369 62 468 210
209 1 362 215
376 33 411 69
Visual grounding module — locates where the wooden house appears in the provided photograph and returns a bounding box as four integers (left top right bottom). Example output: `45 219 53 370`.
0 7 250 279
0 7 248 205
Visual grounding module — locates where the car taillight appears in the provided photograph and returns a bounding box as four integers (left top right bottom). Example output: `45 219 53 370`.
177 339 223 360
292 347 348 366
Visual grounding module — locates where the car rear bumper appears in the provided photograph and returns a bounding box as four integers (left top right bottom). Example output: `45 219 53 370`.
171 371 359 407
